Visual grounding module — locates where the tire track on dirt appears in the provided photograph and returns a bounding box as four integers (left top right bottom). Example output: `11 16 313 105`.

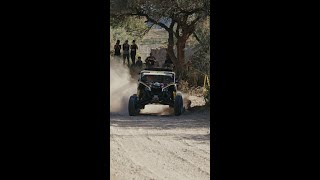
148 130 210 177
110 109 210 180
111 127 157 180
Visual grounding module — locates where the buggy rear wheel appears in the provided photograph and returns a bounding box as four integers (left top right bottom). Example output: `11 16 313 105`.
174 93 183 116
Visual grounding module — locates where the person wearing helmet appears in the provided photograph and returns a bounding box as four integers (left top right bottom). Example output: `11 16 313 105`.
163 52 173 68
145 53 156 68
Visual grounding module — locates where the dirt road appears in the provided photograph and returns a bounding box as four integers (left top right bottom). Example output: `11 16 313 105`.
110 106 210 180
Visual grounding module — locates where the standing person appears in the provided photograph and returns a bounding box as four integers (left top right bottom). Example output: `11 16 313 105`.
130 40 138 65
122 40 130 65
114 40 121 56
163 52 173 68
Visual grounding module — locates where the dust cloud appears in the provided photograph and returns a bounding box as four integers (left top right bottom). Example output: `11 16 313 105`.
110 57 137 114
110 56 193 116
140 105 174 115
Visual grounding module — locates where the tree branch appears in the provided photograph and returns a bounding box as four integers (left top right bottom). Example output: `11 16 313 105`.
120 10 178 35
192 31 204 46
175 23 180 38
145 15 170 31
169 18 175 28
180 7 205 15
190 15 203 26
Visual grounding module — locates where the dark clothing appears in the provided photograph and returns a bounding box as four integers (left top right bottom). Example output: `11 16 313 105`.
130 44 138 53
130 44 138 65
131 53 136 65
136 60 142 68
122 43 130 55
122 43 130 65
165 53 173 64
145 56 156 68
163 54 173 68
114 44 121 56
165 59 173 64
123 54 130 65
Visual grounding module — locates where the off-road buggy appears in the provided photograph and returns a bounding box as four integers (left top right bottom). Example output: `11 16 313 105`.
128 68 184 116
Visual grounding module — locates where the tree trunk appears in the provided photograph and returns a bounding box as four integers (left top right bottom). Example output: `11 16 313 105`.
166 21 177 69
167 31 177 64
175 36 188 78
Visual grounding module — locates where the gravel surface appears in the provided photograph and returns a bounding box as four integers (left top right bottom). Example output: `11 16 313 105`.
110 106 210 180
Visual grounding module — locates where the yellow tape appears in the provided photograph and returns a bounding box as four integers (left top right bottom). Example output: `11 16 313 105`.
183 64 210 96
203 75 210 96
203 75 207 94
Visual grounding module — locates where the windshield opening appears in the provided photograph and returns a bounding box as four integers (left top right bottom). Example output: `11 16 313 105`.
141 74 174 83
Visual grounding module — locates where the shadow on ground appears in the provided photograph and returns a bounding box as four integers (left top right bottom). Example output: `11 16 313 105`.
176 134 210 142
110 109 210 130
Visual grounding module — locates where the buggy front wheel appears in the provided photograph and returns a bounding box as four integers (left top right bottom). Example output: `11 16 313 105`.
128 94 139 116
